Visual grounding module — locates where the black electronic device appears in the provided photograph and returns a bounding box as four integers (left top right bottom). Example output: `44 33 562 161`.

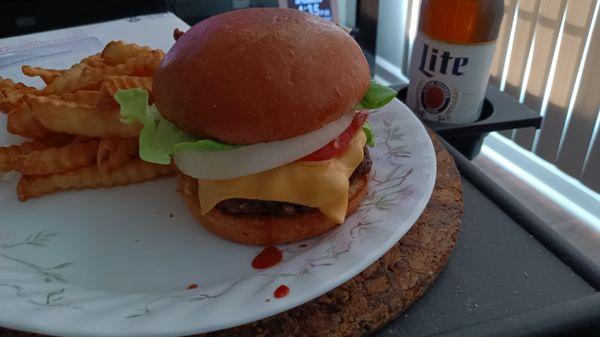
278 0 336 21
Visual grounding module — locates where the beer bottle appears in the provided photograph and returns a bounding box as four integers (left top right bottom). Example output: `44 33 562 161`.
407 0 504 124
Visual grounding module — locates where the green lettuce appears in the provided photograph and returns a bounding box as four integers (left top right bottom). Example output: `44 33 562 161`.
115 88 235 164
362 122 375 147
356 82 397 110
116 83 388 163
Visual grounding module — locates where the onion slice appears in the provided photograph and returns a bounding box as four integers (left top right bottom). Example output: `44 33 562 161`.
173 113 354 180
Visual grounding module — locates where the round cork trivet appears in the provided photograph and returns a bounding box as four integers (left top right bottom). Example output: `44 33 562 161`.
0 131 463 337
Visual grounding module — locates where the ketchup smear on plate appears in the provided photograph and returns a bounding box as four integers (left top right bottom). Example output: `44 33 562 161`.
274 285 290 299
252 246 283 269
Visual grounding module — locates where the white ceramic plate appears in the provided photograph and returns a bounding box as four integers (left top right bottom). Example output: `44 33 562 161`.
0 98 436 337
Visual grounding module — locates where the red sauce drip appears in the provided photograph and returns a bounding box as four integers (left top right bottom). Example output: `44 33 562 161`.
173 28 185 41
274 285 289 299
186 284 198 290
252 246 283 269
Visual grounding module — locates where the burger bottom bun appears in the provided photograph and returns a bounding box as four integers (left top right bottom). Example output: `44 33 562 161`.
177 171 369 245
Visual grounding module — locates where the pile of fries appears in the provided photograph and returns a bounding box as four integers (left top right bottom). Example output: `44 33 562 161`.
0 41 174 201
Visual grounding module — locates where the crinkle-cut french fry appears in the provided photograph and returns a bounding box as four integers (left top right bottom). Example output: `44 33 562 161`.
21 65 64 85
98 76 153 108
40 133 75 147
0 140 50 172
97 138 138 175
0 77 38 94
101 76 153 96
6 102 72 142
0 77 39 112
15 140 99 175
17 159 174 201
58 90 102 106
25 95 141 138
127 50 164 77
81 53 106 68
42 62 91 95
101 41 152 65
43 51 163 95
7 102 51 139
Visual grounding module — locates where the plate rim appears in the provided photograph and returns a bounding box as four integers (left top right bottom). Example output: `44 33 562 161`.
0 98 436 337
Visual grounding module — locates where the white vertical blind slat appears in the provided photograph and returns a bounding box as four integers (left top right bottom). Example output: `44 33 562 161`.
513 0 568 150
555 7 600 179
534 0 596 162
581 113 600 191
489 0 518 86
402 0 420 73
501 0 540 140
493 0 520 138
503 0 541 102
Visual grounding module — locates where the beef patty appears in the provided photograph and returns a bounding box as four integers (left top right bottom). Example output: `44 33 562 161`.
216 147 372 216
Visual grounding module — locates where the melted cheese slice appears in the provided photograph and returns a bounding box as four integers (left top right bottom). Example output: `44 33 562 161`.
197 131 367 223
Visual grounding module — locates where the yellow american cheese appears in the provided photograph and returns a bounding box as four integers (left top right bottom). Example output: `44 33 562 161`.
197 130 367 223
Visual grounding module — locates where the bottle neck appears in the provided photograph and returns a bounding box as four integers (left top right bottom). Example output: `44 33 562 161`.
419 0 504 44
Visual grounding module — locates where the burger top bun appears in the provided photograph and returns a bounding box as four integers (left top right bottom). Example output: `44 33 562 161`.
153 8 371 144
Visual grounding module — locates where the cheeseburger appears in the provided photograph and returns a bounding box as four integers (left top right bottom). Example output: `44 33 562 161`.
116 8 396 245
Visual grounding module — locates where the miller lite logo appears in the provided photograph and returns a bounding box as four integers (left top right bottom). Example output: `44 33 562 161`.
418 43 469 78
407 33 497 123
419 80 454 115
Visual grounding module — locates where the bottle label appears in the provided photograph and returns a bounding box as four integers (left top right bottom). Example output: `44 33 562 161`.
406 33 496 124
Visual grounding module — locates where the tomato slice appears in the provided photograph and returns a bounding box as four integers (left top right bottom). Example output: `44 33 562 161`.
301 111 368 161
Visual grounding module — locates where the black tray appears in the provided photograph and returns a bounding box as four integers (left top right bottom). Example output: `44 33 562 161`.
374 141 600 337
394 85 542 159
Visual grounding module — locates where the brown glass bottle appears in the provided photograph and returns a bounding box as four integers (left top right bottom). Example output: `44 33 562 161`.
407 0 504 124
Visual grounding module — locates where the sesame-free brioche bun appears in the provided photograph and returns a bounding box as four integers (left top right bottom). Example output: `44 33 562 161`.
177 171 369 245
153 8 371 144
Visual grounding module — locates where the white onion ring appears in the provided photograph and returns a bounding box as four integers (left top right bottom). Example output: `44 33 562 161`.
173 113 354 180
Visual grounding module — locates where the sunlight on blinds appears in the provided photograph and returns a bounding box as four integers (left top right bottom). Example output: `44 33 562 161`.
513 0 567 148
556 1 599 181
490 0 599 191
489 0 517 86
401 0 599 192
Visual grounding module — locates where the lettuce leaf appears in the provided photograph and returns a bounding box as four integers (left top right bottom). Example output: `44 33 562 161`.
362 122 375 147
115 88 235 164
356 82 397 110
115 85 383 164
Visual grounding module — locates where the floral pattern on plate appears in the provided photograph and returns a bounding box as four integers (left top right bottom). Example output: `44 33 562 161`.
0 98 435 337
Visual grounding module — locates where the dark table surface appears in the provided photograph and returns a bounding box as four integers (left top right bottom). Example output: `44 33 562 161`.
376 178 595 337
